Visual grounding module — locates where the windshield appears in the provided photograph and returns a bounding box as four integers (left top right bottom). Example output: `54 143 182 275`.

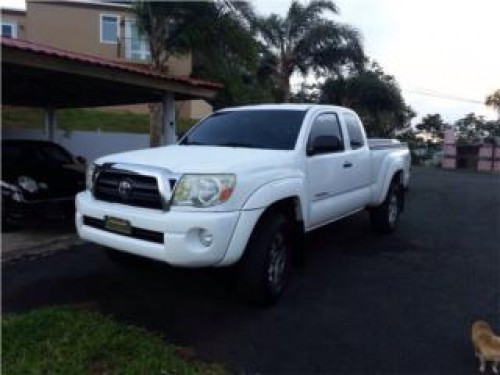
180 109 306 150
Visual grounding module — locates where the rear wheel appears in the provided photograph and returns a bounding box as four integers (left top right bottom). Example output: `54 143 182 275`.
237 212 292 305
370 179 403 234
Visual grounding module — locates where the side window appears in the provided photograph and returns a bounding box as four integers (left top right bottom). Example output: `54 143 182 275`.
1 22 17 38
100 14 119 44
307 113 344 155
343 113 365 150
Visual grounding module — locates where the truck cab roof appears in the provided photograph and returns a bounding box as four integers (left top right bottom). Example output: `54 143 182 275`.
218 103 356 114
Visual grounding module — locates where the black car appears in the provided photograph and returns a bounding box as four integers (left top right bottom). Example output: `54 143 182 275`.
2 140 86 230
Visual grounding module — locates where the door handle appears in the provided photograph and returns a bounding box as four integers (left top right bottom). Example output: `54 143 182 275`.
343 161 353 168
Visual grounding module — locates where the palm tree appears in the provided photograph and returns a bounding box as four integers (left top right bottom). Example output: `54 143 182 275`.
485 89 500 118
133 1 254 145
255 0 365 102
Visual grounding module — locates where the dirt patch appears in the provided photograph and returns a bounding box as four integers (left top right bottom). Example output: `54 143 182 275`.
1 223 81 263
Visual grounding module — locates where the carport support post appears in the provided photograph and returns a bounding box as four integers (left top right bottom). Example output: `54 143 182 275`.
162 92 176 145
44 108 57 142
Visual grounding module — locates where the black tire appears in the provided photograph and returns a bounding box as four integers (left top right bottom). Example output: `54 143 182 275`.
370 179 403 234
237 212 292 305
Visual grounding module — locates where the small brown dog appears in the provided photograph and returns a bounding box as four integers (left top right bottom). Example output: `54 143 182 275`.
472 320 500 373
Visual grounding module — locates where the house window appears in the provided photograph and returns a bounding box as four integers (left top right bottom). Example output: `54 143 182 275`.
100 14 119 44
124 18 150 61
1 22 17 38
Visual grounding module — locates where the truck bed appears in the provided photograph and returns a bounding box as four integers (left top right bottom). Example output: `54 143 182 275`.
368 138 408 150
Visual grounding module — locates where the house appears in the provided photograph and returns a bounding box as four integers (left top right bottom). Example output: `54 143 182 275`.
0 0 212 120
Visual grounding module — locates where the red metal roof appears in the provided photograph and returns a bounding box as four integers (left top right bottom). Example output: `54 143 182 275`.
1 37 222 89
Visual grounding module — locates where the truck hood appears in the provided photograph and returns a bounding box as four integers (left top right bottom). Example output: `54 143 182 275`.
95 145 296 174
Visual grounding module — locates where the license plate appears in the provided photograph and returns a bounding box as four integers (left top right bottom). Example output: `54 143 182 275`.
104 216 132 235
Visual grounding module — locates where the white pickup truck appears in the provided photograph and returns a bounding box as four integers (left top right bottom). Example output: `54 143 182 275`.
76 104 410 303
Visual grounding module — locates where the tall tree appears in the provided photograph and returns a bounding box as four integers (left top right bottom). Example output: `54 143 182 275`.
320 62 414 136
254 0 365 102
191 3 275 108
485 89 500 118
455 112 500 140
416 113 448 139
134 1 252 144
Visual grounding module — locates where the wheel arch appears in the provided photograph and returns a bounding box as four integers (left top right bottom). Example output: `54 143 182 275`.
218 194 305 267
372 160 405 206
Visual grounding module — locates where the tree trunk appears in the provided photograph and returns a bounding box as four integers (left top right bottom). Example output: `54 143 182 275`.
275 73 291 103
149 103 163 147
149 23 167 147
147 7 168 147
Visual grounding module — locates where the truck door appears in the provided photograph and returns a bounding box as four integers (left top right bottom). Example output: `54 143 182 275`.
306 112 354 228
341 112 372 208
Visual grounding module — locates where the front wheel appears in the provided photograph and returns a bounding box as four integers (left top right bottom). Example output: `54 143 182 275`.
370 180 403 234
236 212 292 305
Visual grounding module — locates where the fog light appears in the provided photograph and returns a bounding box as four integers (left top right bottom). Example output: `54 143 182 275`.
199 229 213 247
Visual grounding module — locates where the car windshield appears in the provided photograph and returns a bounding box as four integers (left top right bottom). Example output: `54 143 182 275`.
3 142 74 165
180 109 307 150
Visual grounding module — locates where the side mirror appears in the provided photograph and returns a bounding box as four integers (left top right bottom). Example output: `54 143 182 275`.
307 135 343 156
75 156 87 164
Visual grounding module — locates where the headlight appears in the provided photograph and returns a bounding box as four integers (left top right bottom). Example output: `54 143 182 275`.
86 163 96 190
172 174 236 207
18 176 38 193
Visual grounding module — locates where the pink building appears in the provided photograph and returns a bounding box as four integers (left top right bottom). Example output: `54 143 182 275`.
442 130 500 172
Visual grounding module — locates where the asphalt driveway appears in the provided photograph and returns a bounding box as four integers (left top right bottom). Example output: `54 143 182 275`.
3 167 499 374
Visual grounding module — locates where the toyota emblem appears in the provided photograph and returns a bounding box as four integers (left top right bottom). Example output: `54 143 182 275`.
118 180 133 199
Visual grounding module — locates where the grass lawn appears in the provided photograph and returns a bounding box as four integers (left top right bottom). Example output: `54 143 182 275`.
2 306 226 375
2 107 198 134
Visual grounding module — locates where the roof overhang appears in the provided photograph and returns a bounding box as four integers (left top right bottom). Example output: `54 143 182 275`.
1 38 221 108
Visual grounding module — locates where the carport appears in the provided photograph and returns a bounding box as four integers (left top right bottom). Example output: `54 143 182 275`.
1 37 221 145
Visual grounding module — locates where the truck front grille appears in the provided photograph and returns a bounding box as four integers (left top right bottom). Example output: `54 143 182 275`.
93 170 164 210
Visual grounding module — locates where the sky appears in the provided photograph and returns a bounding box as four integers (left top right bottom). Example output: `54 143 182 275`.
252 0 500 124
1 0 499 124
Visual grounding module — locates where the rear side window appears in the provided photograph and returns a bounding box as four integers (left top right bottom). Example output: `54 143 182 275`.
307 113 344 154
343 113 365 149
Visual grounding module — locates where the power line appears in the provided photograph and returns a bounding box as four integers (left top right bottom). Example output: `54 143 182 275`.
403 88 485 104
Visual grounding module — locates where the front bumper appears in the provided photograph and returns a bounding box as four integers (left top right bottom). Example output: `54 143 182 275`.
76 191 263 267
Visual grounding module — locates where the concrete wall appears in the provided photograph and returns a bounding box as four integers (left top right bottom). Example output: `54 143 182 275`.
442 130 457 169
26 1 132 60
477 145 500 172
176 100 213 120
3 128 150 162
23 1 192 75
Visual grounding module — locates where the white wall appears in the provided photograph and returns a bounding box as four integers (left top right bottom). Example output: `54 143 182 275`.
2 129 151 162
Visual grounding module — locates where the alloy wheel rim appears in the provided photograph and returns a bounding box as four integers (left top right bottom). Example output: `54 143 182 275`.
388 192 399 226
267 231 287 293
